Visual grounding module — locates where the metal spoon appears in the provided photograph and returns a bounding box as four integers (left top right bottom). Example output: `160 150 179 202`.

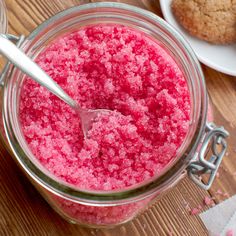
0 34 110 138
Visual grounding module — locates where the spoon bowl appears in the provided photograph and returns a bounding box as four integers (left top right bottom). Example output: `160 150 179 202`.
76 107 111 138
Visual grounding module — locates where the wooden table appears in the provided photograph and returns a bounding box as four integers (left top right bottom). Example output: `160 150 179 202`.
1 0 235 235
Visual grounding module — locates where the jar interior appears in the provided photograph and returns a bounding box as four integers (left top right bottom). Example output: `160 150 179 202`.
3 3 207 203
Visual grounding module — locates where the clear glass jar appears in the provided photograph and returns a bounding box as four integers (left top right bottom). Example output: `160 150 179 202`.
0 2 228 228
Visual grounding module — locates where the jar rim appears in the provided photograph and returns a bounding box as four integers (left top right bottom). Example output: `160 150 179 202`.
3 2 207 205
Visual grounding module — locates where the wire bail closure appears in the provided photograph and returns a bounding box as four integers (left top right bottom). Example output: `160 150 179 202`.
188 122 229 190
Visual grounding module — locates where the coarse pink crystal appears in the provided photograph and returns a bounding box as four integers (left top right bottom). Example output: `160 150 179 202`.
20 24 190 190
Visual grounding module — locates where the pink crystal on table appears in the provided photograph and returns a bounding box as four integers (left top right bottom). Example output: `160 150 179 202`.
19 24 191 225
190 207 201 215
227 229 234 236
203 196 215 206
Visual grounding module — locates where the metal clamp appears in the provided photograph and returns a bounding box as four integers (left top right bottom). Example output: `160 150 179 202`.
187 122 229 190
0 34 25 86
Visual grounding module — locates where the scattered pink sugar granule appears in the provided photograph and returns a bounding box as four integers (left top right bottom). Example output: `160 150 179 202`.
19 24 190 191
216 189 223 195
190 204 203 215
226 229 234 236
203 196 215 206
190 207 201 215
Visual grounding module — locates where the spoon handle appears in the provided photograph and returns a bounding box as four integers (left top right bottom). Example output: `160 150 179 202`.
0 34 79 110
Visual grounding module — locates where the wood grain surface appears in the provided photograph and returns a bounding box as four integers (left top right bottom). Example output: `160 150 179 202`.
0 0 235 235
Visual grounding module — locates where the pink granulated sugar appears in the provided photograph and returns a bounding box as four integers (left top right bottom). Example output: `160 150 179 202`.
19 24 190 191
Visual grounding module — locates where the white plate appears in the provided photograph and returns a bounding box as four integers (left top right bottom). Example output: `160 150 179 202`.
160 0 236 76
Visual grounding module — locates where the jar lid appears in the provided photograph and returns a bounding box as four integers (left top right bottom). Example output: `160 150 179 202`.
0 0 7 34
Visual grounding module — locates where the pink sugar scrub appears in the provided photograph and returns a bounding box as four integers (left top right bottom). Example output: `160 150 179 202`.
19 24 190 192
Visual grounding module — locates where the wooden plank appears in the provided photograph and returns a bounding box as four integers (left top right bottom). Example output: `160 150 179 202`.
1 0 235 235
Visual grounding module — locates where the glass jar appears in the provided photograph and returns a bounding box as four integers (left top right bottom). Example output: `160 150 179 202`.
0 2 228 228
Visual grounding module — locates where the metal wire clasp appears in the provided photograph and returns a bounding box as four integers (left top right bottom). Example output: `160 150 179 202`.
0 34 25 86
187 122 229 190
